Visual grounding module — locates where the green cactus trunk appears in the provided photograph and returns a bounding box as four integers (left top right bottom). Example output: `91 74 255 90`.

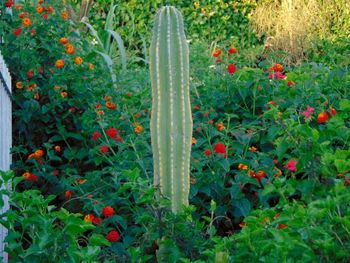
150 6 192 213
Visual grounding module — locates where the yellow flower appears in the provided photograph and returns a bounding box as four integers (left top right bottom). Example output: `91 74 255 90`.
16 82 23 89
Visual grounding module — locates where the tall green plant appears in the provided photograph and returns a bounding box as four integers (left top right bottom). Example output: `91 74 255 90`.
150 6 192 213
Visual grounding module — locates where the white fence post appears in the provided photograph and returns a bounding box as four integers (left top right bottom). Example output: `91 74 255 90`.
0 51 11 263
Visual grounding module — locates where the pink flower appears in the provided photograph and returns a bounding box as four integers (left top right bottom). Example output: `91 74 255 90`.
285 160 297 172
269 72 286 80
302 106 315 118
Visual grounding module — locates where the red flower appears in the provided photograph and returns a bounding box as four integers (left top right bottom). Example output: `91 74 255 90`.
212 49 221 57
228 47 237 54
215 58 222 63
42 13 48 19
5 0 13 8
227 64 237 74
53 170 60 176
92 131 101 141
204 149 212 157
114 136 123 142
214 143 227 157
106 127 118 138
330 107 337 116
277 223 288 229
100 145 109 154
27 69 34 79
30 29 36 36
317 112 329 123
13 28 22 37
65 190 73 200
107 230 120 242
285 160 297 172
287 80 295 86
102 206 114 217
272 63 283 72
92 217 102 225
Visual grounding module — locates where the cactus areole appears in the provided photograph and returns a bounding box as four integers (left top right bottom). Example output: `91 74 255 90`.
150 6 193 213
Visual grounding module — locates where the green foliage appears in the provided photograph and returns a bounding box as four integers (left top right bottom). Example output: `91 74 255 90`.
88 0 261 57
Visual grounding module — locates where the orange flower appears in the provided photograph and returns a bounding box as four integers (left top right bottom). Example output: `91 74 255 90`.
61 11 69 20
97 110 105 115
27 83 37 91
22 18 32 27
16 82 23 89
87 63 94 70
34 149 44 158
22 172 31 180
54 145 61 152
190 177 196 184
272 63 283 72
238 163 248 170
84 214 95 223
46 6 54 13
65 190 72 200
76 178 87 184
59 37 69 44
54 85 61 90
60 91 68 98
65 44 75 54
105 101 117 110
55 59 65 69
74 56 83 65
36 5 44 13
212 49 221 57
216 121 225 131
134 123 143 134
248 146 257 152
192 137 197 145
274 168 282 177
28 153 36 160
104 95 112 101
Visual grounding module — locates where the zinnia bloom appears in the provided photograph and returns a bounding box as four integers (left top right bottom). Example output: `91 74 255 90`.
302 106 315 118
84 214 95 223
65 44 75 54
61 11 69 20
105 101 117 110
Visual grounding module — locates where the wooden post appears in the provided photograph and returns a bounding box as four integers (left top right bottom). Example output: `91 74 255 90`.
0 51 11 263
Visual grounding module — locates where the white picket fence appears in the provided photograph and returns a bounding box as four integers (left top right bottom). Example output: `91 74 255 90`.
0 52 11 263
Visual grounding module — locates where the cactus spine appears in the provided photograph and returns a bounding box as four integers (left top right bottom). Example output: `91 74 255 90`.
150 6 192 213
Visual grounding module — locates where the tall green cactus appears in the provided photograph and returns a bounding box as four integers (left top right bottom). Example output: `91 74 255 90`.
150 6 192 213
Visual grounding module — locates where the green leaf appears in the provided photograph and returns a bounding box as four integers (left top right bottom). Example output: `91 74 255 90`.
89 234 111 246
339 99 350 111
